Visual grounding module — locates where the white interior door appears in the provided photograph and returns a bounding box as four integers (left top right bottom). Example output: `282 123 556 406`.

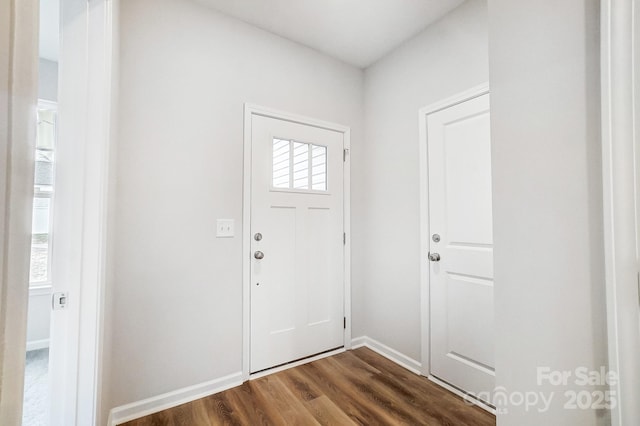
428 93 495 402
250 114 344 373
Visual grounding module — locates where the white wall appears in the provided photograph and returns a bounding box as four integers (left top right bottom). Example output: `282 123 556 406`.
360 0 489 361
104 1 611 424
106 0 363 413
25 289 51 350
488 0 607 424
38 58 58 102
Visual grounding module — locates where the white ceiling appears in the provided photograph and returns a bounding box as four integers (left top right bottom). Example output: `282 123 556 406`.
39 0 59 62
195 0 465 68
38 0 465 66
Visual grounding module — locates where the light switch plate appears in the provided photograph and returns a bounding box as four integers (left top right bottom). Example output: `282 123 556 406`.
216 219 235 238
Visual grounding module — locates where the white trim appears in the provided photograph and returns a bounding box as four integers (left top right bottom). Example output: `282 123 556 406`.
343 129 352 350
268 188 332 196
427 375 496 415
350 336 422 375
242 104 352 380
418 83 490 118
417 83 490 379
79 2 115 424
601 1 640 425
349 337 494 414
418 102 430 378
26 339 50 352
249 348 345 380
108 372 243 426
48 0 115 424
244 104 351 134
242 104 252 381
38 98 58 111
29 284 53 297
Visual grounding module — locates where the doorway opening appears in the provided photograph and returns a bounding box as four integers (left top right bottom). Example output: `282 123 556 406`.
23 100 58 426
22 0 60 422
20 0 115 424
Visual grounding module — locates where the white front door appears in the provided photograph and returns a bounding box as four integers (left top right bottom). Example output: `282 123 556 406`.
428 93 495 402
250 114 345 373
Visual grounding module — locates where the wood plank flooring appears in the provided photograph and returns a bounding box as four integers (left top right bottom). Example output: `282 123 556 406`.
122 347 495 426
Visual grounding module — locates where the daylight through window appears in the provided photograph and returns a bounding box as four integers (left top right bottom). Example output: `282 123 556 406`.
29 104 57 285
272 138 327 191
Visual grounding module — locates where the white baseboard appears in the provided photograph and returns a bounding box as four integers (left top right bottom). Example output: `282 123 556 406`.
109 371 243 426
351 336 422 375
26 339 50 351
351 337 495 415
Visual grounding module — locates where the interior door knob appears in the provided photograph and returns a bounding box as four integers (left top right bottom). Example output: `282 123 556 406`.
428 252 441 262
254 251 264 260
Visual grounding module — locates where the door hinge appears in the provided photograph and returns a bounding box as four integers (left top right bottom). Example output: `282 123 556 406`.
343 149 349 162
344 317 346 329
343 232 346 245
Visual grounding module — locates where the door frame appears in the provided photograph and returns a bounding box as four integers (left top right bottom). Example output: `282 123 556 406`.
417 83 491 411
242 104 351 381
600 1 640 424
49 0 116 424
0 0 115 423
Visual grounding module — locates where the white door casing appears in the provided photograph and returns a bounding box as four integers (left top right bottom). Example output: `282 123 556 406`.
601 1 640 424
50 0 116 424
426 92 495 402
247 109 347 374
1 0 114 424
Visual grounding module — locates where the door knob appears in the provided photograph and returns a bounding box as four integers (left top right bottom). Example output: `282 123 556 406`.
254 251 264 260
428 252 441 262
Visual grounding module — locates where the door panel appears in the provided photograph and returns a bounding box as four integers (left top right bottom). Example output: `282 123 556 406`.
446 274 494 368
265 206 296 333
307 207 332 325
250 115 344 373
444 113 493 245
428 93 495 401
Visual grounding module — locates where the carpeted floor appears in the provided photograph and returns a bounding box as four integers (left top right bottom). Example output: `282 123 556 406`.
22 348 49 426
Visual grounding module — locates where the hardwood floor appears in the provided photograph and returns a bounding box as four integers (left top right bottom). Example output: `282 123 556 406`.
122 348 495 426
